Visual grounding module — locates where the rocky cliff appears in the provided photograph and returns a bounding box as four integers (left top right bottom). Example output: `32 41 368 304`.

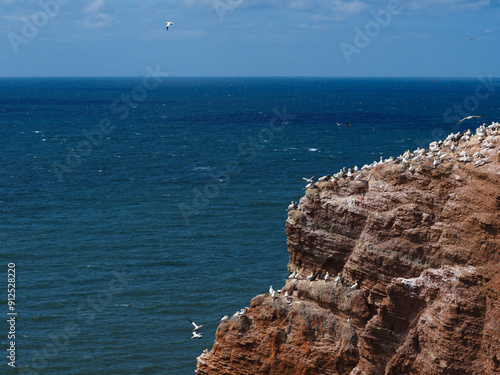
196 123 500 375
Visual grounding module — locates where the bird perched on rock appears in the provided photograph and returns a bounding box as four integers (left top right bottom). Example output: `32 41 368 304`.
350 280 359 289
269 286 277 298
307 271 319 281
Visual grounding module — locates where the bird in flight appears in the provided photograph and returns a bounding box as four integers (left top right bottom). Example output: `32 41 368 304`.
165 21 173 30
191 332 203 339
299 176 315 183
458 115 483 123
188 319 204 331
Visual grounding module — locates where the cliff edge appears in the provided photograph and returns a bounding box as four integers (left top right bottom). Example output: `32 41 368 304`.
196 123 500 375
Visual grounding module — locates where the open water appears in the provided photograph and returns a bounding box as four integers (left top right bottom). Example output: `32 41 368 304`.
1 77 499 374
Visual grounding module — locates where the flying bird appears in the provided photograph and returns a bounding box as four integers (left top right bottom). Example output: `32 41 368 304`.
188 319 204 331
299 176 316 183
165 21 173 30
345 122 352 127
191 332 203 339
458 115 483 123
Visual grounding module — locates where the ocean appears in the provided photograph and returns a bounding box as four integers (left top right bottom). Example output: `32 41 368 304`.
1 77 499 374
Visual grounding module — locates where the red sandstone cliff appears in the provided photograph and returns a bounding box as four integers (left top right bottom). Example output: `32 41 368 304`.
196 123 500 375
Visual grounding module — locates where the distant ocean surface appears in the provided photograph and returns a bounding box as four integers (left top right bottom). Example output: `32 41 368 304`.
1 77 499 374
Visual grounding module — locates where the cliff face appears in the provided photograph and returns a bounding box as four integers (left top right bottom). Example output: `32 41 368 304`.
196 123 500 375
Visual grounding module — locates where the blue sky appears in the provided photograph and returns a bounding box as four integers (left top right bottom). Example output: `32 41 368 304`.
1 0 499 77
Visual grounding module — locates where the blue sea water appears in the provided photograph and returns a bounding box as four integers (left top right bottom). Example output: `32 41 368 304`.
1 77 499 374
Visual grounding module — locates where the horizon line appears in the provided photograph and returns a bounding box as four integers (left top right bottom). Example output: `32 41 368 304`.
0 75 497 79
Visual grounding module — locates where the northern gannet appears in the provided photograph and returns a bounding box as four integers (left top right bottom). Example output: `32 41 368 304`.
188 319 204 331
165 21 173 30
191 331 203 339
458 115 483 123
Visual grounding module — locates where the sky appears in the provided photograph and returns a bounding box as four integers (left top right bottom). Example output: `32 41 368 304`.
1 0 499 77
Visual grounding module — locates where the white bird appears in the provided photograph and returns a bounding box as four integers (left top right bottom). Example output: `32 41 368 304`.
300 176 315 183
188 319 204 331
284 291 289 297
288 271 296 279
350 280 359 289
165 22 173 30
191 332 203 339
458 115 483 123
334 273 341 283
269 285 275 295
324 272 330 281
220 315 229 323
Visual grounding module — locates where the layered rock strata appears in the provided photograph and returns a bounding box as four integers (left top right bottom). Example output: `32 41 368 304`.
196 123 500 375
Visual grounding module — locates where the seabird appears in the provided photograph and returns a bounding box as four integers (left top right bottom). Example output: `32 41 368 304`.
307 271 319 281
300 176 315 183
191 332 203 339
345 122 352 127
334 273 341 283
288 271 296 279
458 115 483 123
220 315 229 322
165 22 173 30
350 280 359 289
324 272 330 281
188 319 204 331
287 201 296 211
269 285 275 295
